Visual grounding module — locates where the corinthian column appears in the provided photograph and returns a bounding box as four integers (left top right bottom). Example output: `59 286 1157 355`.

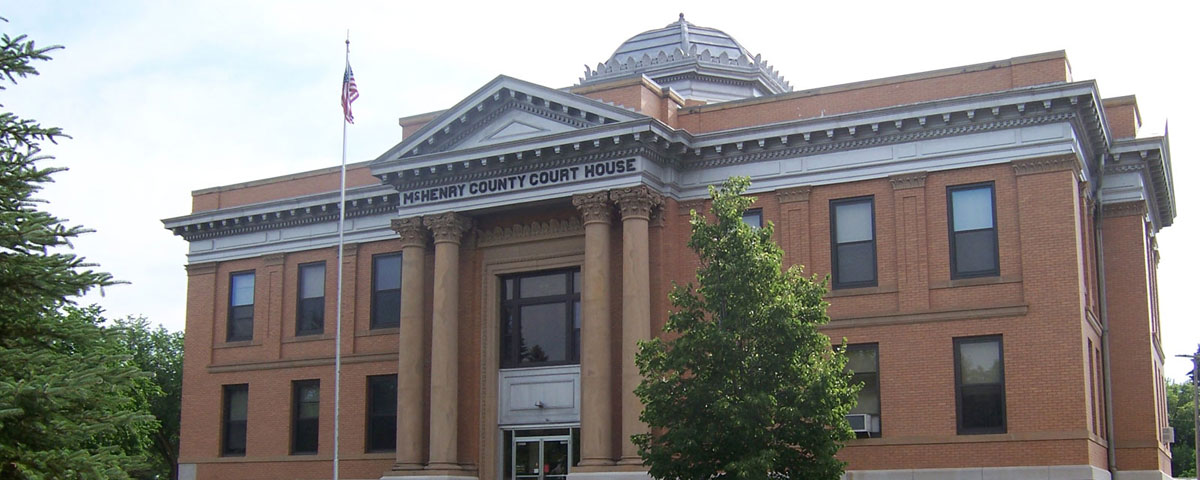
390 217 426 470
572 191 615 468
423 212 472 471
610 185 662 465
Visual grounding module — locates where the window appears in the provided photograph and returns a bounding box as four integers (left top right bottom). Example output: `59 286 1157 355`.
954 336 1005 434
500 269 581 368
221 384 248 456
742 209 763 228
831 197 876 288
366 374 397 452
227 272 255 342
371 253 402 329
948 183 999 278
845 344 880 438
292 380 320 454
297 262 325 336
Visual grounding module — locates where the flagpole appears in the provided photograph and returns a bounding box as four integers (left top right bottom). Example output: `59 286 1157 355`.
333 31 350 480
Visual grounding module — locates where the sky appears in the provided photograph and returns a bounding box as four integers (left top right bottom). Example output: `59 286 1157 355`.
4 1 1197 380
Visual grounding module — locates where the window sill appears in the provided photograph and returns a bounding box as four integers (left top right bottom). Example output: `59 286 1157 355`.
214 340 260 349
357 327 399 337
930 274 1021 290
827 284 898 298
282 334 331 344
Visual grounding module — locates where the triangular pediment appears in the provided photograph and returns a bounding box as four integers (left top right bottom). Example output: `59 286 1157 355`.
372 75 646 164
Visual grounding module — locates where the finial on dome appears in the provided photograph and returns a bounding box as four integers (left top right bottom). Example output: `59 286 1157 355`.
679 13 685 21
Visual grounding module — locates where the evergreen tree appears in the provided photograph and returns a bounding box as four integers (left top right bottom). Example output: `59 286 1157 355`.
634 177 859 480
0 25 157 479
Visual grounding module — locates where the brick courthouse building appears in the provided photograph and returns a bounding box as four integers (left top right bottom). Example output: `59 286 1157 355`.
164 16 1176 480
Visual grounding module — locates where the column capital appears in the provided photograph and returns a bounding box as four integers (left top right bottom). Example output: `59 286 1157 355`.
424 212 472 245
573 191 612 225
610 185 662 221
391 216 428 248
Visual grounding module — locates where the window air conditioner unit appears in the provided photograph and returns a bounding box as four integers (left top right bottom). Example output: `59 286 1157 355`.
845 414 871 433
1162 426 1175 444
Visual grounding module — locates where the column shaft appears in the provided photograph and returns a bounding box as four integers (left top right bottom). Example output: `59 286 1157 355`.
611 186 661 465
391 217 426 470
573 192 614 467
424 213 471 470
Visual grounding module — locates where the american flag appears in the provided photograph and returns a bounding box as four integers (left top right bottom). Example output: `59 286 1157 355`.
342 63 359 124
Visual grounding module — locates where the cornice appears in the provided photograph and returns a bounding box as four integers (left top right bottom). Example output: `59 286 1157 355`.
167 191 400 242
476 217 583 247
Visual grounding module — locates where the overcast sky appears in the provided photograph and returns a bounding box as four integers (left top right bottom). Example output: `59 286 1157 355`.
5 1 1197 380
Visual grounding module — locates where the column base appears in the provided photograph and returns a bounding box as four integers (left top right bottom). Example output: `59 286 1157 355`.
380 476 477 480
575 459 617 469
615 456 644 467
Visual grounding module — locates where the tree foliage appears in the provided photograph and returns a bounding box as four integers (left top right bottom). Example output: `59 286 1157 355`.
1169 378 1196 478
0 25 160 479
634 177 858 480
111 316 184 480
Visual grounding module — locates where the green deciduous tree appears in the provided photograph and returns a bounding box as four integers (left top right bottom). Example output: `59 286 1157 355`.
634 177 859 480
1169 378 1196 478
0 25 159 479
111 316 184 480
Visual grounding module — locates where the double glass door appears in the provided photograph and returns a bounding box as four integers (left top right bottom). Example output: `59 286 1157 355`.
508 429 574 480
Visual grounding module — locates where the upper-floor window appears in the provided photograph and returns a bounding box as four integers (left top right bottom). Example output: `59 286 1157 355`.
500 269 581 368
831 197 877 289
227 272 255 342
954 335 1006 434
845 344 881 438
297 262 325 336
291 380 320 455
366 374 397 452
221 384 248 456
371 253 402 329
948 183 999 278
742 209 763 229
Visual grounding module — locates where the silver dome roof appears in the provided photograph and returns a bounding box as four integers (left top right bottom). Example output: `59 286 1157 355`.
579 15 792 103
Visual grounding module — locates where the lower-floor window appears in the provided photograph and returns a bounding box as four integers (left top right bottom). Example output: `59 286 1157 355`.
954 335 1006 434
221 384 248 456
366 374 397 452
292 380 320 454
845 344 881 438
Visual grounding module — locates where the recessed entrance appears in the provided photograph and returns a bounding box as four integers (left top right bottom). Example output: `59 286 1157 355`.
503 427 579 480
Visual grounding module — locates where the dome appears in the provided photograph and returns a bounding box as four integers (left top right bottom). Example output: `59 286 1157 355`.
579 14 792 103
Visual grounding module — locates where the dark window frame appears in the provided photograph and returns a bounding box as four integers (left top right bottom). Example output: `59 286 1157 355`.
948 182 1000 279
742 208 763 229
227 271 255 342
371 253 403 329
954 335 1006 435
221 384 248 457
296 262 325 336
500 268 581 369
365 374 398 452
830 196 878 289
291 379 320 455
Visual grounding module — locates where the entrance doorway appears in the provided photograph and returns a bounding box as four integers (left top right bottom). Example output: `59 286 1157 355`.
504 428 579 480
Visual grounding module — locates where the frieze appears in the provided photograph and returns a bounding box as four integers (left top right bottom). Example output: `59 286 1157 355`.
1011 155 1078 176
396 146 650 191
476 217 584 247
889 172 927 190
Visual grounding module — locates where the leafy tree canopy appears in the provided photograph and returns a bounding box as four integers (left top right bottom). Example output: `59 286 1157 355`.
634 177 859 480
1169 378 1196 478
0 24 164 479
